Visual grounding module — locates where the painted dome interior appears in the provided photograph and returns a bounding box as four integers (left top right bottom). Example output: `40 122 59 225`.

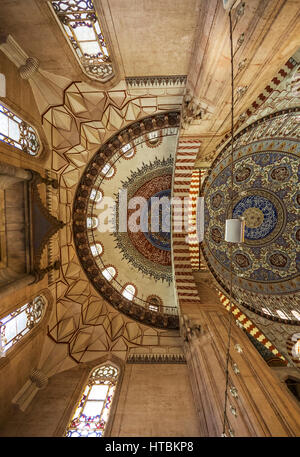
202 110 300 323
73 114 180 327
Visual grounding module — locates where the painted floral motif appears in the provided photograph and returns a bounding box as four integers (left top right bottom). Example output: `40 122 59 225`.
234 252 251 269
211 192 223 209
232 195 278 240
269 165 291 182
235 166 252 183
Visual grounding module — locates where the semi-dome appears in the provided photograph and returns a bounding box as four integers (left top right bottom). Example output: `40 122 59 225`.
73 112 180 328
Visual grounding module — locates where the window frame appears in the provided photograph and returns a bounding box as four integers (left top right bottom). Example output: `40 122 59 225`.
121 283 136 301
63 358 123 438
0 101 42 157
0 291 51 367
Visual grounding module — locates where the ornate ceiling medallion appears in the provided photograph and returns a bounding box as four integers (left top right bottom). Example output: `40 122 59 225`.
73 112 180 329
113 157 173 283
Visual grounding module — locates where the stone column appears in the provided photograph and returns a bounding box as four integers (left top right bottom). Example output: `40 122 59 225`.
180 287 300 437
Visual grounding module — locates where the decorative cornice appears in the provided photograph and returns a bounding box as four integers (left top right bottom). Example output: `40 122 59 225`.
127 353 186 364
126 75 187 88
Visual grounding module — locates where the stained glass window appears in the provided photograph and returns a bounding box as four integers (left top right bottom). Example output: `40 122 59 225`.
50 0 113 81
65 364 119 437
0 296 46 356
122 284 136 301
102 266 116 281
90 189 103 202
0 103 40 155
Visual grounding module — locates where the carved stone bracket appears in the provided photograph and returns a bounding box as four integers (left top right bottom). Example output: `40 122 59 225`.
29 170 59 189
32 260 61 284
181 89 213 129
12 369 48 412
180 314 202 342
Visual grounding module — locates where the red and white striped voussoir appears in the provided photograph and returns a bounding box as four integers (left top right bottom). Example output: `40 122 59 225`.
217 291 286 362
172 138 202 306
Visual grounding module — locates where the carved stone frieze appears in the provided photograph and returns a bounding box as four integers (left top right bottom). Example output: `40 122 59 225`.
126 75 187 88
127 353 186 364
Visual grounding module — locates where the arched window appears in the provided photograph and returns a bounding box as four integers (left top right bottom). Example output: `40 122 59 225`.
291 310 300 321
101 163 115 179
87 216 98 229
0 103 40 156
121 143 135 159
90 189 103 203
145 130 162 148
65 364 119 437
147 295 162 312
102 266 116 281
262 307 271 315
122 284 136 301
90 243 103 257
0 296 46 356
276 309 289 320
50 0 113 82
